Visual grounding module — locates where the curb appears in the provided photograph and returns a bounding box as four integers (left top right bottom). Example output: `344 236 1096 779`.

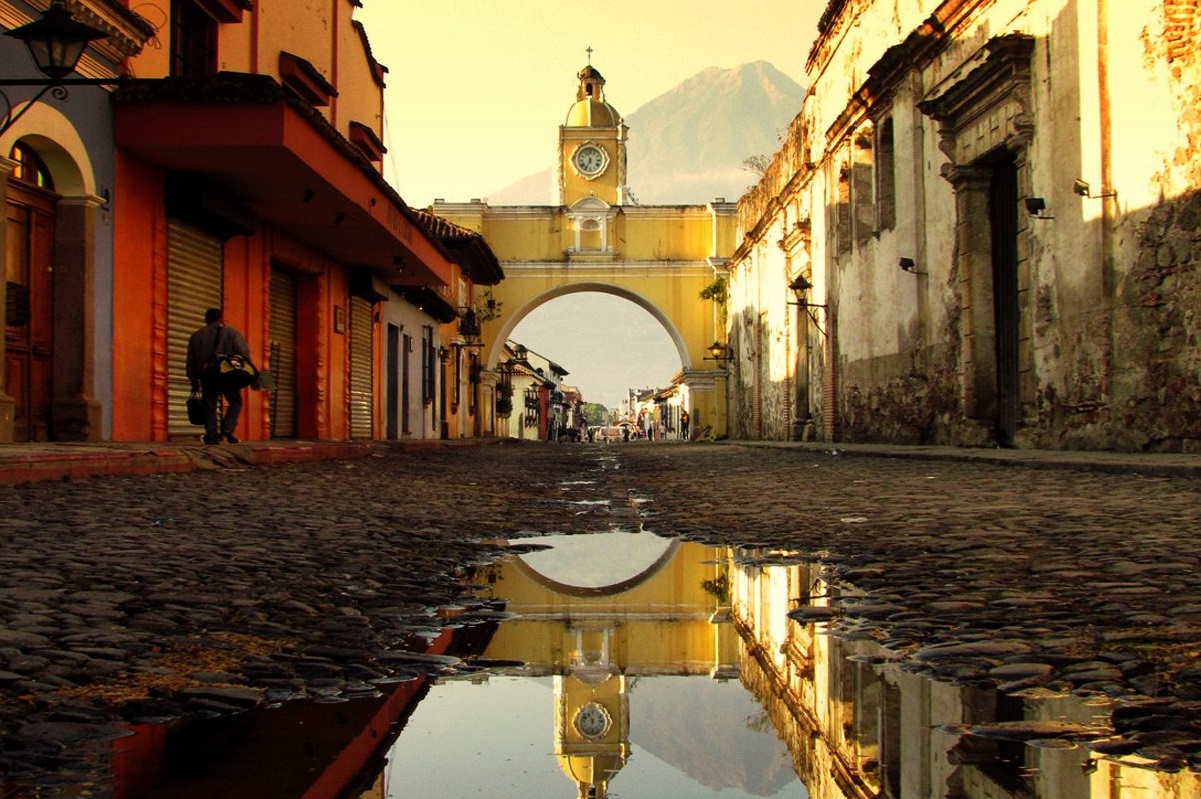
722 440 1201 478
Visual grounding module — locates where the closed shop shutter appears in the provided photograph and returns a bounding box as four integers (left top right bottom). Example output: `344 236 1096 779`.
348 296 374 439
269 268 298 438
166 220 222 438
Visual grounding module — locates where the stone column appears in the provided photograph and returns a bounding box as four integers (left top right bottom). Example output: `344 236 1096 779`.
946 165 997 422
49 194 104 441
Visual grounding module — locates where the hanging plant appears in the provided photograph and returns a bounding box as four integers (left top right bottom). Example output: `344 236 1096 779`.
476 288 503 322
699 277 727 307
496 380 514 416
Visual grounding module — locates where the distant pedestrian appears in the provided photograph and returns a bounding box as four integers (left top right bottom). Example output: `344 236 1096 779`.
186 308 252 445
680 410 690 440
657 420 666 440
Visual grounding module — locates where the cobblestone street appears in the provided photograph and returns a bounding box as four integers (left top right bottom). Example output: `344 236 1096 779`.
1 441 1200 784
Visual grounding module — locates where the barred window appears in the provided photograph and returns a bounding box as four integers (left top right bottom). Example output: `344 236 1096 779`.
171 1 217 78
876 117 896 232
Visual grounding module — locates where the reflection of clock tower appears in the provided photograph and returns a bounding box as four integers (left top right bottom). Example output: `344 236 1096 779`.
553 625 631 799
559 61 627 209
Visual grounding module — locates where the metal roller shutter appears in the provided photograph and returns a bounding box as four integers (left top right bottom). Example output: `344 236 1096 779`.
269 268 298 438
348 296 374 439
166 221 222 438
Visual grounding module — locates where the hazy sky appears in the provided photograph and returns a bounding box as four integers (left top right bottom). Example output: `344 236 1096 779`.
356 1 822 207
354 2 824 409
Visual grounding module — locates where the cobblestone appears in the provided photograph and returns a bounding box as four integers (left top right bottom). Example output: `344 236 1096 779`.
0 440 1199 782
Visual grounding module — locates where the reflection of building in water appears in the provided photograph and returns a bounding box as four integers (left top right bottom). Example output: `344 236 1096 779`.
482 535 738 798
727 549 1201 799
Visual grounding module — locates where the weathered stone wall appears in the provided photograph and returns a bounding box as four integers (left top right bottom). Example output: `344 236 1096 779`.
730 0 1201 451
839 344 963 445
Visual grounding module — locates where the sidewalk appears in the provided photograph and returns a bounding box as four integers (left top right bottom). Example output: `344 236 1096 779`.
728 439 1201 478
0 437 483 485
1 437 1198 485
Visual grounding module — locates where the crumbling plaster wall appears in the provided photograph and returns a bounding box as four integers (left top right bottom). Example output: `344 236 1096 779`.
734 0 1201 450
1107 0 1201 452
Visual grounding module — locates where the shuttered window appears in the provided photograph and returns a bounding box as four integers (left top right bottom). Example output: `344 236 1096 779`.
166 220 222 438
269 268 298 438
348 296 374 439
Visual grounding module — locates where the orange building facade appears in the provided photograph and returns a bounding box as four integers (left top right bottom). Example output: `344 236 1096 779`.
1 0 498 444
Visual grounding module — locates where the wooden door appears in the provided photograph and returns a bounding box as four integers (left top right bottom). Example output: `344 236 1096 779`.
5 184 55 442
990 152 1020 446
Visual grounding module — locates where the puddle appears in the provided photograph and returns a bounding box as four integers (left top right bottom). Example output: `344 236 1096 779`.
384 674 802 798
5 533 1200 798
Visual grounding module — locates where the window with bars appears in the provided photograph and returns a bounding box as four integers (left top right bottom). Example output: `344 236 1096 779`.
875 117 896 232
171 1 218 78
421 325 435 405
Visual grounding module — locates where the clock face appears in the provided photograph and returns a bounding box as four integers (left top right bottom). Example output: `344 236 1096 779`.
574 145 606 176
573 702 611 739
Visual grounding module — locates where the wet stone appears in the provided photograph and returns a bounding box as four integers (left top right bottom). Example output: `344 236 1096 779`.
0 442 1198 787
989 662 1055 680
0 631 51 649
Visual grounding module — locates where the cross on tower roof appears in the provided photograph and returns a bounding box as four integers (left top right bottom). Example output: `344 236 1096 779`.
586 46 593 64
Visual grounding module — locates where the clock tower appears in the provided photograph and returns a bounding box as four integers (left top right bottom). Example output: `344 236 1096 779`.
559 61 627 207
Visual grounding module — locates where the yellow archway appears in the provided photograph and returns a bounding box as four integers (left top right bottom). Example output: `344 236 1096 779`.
483 282 691 371
435 198 736 437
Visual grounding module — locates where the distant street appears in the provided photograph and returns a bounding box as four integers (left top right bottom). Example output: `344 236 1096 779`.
1 442 1199 782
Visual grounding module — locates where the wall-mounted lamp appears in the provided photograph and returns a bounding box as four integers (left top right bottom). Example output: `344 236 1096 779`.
455 306 482 347
1073 179 1116 199
787 275 828 338
0 1 115 136
703 340 732 364
898 256 925 274
1025 196 1054 219
786 275 826 308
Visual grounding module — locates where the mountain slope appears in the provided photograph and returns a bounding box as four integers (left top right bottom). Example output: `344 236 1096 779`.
488 61 804 206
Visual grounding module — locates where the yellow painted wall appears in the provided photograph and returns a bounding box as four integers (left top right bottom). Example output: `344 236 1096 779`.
460 214 568 261
620 210 719 261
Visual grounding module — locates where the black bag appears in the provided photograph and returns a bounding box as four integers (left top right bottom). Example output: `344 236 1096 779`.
215 353 258 388
251 368 276 391
186 391 206 425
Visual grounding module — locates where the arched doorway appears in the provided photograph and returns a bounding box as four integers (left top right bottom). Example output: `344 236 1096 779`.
2 126 103 443
5 142 57 441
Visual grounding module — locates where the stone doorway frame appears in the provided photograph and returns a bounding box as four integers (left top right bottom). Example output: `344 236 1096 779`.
918 34 1037 444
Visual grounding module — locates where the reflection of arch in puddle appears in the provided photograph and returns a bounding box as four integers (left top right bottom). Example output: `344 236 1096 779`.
507 531 680 597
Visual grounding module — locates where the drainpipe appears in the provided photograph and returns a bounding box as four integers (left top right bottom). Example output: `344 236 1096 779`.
1096 0 1115 404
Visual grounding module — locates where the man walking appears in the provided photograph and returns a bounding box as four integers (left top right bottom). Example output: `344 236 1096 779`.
186 308 252 445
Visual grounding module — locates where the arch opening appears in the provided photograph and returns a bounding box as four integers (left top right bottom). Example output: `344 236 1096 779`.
486 284 690 410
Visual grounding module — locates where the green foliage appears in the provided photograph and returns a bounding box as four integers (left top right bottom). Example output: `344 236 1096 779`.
579 402 608 425
742 154 771 175
496 380 514 416
701 570 730 604
699 277 728 307
476 288 503 322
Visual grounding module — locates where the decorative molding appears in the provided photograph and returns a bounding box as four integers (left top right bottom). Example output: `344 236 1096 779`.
917 34 1037 175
